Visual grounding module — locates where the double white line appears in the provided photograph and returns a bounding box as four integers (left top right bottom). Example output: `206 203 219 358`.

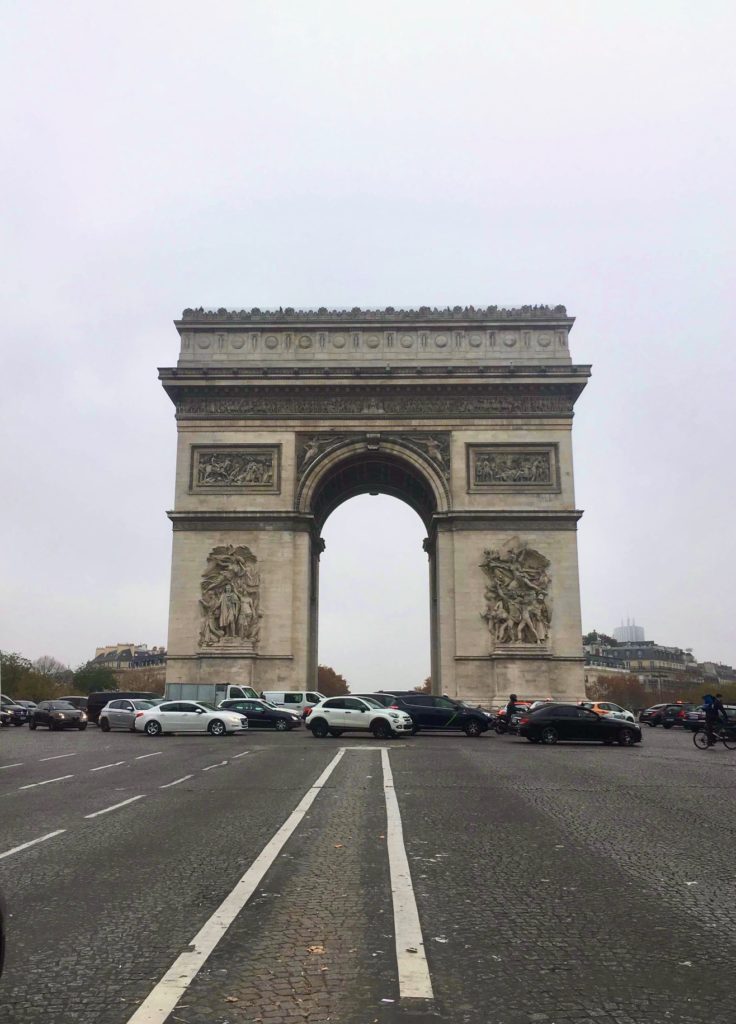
126 746 432 1024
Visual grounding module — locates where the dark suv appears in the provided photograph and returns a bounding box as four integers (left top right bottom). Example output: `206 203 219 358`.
0 695 28 726
357 692 491 737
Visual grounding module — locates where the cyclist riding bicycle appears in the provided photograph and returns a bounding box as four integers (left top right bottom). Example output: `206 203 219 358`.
703 693 727 746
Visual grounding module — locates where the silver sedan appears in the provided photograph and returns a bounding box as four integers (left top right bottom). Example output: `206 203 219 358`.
99 699 155 732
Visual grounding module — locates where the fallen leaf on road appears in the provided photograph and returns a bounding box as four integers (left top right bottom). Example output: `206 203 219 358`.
334 843 344 848
224 996 239 1002
308 944 326 954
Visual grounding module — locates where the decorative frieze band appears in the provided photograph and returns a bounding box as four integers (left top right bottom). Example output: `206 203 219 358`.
175 385 577 420
466 444 560 493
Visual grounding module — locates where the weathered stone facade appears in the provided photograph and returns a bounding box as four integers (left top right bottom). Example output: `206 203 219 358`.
162 306 589 703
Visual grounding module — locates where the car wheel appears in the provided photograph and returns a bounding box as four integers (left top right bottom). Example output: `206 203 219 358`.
310 718 329 738
540 726 558 745
464 720 483 737
78 724 87 731
273 719 289 732
99 718 111 732
527 736 540 743
328 729 344 737
662 723 673 730
371 719 392 739
618 730 635 746
603 738 614 745
208 719 226 737
28 720 37 730
144 720 162 737
13 721 23 727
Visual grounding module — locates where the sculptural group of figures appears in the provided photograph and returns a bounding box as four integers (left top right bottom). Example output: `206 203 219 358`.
475 453 550 485
199 545 261 647
197 452 274 487
481 540 551 645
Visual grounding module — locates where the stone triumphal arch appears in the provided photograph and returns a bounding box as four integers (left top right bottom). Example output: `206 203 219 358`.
161 306 590 703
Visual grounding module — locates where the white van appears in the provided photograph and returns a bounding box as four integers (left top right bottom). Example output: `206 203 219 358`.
261 690 326 715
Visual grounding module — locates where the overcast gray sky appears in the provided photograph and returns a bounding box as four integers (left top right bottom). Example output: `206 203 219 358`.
1 1 734 689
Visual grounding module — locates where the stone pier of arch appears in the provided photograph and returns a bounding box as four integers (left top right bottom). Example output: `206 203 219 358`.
160 306 590 705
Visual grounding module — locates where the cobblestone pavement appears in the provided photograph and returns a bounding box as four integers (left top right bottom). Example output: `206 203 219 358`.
1 724 735 1023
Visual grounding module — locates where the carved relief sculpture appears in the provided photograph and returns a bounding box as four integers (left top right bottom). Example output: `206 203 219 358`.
480 538 551 646
199 545 262 648
296 432 450 480
467 445 558 492
191 447 279 492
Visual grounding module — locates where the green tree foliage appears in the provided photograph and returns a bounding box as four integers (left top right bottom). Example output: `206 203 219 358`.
72 663 119 695
1 651 60 701
583 631 618 647
317 665 350 696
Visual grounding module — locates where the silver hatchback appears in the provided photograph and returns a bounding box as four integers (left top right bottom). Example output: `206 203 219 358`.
99 699 154 732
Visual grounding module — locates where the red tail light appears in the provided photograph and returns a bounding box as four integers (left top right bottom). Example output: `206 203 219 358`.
304 707 313 717
678 711 685 719
390 704 400 709
519 716 530 726
135 711 145 718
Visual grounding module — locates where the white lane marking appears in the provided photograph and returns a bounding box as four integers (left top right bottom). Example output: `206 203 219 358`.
135 751 162 760
0 763 24 770
159 775 194 789
0 829 66 861
84 795 146 819
125 749 346 1024
202 760 228 772
39 753 77 762
90 761 126 772
381 748 434 1000
19 774 75 791
232 751 250 759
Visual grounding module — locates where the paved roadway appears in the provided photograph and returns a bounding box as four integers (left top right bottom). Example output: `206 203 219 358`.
1 722 736 1024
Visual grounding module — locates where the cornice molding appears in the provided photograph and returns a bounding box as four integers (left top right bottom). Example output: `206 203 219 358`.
177 304 573 327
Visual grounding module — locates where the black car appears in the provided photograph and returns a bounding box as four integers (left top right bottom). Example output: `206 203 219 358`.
364 692 490 737
86 690 159 725
518 703 642 745
639 703 685 727
660 703 696 729
29 701 88 731
0 695 28 726
219 698 302 731
0 708 12 728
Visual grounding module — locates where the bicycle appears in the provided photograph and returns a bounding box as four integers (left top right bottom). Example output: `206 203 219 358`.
693 723 736 751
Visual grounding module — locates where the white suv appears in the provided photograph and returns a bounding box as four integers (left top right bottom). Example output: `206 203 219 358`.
308 696 413 739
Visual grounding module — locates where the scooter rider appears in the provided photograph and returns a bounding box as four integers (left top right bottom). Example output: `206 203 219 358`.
504 693 521 729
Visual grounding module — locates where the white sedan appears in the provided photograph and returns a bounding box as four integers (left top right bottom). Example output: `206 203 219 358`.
133 700 248 737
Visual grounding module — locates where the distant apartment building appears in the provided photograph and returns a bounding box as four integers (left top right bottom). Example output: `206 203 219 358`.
91 644 167 671
613 619 645 644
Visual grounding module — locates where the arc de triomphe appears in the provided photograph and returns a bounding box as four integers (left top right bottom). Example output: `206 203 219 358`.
160 306 590 703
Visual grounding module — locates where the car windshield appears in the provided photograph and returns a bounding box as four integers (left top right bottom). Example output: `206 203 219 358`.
50 702 76 710
196 701 217 711
131 700 154 710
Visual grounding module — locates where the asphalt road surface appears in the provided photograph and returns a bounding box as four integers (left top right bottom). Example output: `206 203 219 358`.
1 722 736 1024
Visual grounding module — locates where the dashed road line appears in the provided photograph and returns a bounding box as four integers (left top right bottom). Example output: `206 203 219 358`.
135 751 162 760
232 751 250 759
0 829 66 861
0 763 24 770
90 761 126 772
159 775 194 789
382 747 434 1000
19 774 75 791
125 748 346 1024
39 753 77 762
202 760 228 771
84 795 146 819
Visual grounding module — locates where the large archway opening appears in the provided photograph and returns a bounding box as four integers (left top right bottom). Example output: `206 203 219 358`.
318 495 431 693
300 443 444 693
